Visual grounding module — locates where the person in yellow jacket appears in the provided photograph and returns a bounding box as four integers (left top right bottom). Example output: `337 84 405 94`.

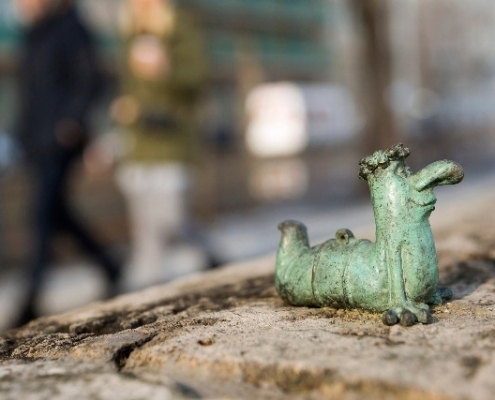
112 0 212 289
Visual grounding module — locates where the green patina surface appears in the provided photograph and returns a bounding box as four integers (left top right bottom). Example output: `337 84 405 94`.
275 144 464 326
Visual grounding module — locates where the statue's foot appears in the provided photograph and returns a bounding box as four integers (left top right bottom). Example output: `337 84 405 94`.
428 286 453 306
382 305 433 326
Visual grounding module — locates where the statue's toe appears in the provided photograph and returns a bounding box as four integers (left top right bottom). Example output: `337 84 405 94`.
438 286 453 301
399 309 417 326
382 310 399 326
416 309 433 324
428 286 453 306
384 304 432 327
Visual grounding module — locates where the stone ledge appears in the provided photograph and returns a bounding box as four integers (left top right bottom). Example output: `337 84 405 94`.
2 190 495 399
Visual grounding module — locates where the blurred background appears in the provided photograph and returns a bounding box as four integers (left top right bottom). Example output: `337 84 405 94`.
1 0 495 327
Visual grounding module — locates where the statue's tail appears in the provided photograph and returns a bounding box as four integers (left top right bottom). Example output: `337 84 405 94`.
275 220 314 305
277 220 310 253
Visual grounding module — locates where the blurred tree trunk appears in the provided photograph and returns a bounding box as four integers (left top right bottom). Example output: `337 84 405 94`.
350 0 398 154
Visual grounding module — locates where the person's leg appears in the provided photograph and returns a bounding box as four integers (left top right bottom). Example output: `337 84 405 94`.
117 163 170 290
56 201 120 278
151 164 222 278
15 162 67 326
54 160 121 295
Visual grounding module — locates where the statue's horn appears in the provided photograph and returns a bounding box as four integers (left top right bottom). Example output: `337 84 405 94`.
410 160 464 191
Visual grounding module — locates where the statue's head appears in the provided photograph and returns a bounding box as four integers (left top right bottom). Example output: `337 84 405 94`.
119 0 176 37
358 144 411 181
359 144 463 220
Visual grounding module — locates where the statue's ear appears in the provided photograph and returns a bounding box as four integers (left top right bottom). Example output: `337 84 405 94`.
410 160 464 191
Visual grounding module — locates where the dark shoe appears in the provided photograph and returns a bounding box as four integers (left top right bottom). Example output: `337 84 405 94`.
205 254 223 270
104 278 123 300
12 304 38 329
103 262 123 300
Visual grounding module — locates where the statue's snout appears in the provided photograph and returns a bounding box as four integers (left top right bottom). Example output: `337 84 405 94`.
410 160 464 191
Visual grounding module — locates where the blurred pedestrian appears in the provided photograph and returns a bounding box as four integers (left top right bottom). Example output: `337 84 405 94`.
13 0 120 326
112 0 216 289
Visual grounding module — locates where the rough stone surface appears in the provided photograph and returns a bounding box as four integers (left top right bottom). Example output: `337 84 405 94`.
2 189 495 399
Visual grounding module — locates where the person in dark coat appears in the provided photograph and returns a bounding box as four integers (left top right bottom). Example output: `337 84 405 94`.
13 0 120 326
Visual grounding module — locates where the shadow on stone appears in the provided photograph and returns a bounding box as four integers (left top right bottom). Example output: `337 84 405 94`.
440 257 495 300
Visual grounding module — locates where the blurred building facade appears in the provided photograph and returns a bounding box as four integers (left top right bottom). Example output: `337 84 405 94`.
384 0 495 170
0 0 333 264
1 0 495 265
77 0 335 212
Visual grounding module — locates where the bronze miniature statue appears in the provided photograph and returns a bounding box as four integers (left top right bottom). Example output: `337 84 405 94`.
275 144 463 326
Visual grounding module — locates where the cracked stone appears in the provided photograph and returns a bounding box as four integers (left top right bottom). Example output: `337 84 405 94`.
2 191 495 398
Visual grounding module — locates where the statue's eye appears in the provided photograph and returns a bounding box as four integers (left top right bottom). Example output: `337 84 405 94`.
397 165 410 178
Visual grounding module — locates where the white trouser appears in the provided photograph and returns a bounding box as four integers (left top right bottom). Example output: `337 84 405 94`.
116 162 199 290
